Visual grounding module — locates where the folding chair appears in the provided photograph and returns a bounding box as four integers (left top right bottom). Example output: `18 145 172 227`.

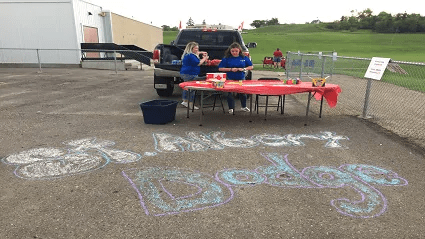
262 57 274 68
254 77 285 120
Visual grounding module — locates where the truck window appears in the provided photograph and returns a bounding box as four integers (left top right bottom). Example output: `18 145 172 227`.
177 31 240 46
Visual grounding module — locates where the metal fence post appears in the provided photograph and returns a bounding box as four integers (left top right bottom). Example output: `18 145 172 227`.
362 78 373 118
299 54 304 79
36 49 42 73
331 52 335 76
113 51 117 74
321 56 326 78
285 52 290 79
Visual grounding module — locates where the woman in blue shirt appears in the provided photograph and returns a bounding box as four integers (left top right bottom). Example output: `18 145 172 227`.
218 42 253 114
180 42 209 110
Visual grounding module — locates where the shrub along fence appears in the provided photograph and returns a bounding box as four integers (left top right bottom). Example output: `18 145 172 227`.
285 51 425 149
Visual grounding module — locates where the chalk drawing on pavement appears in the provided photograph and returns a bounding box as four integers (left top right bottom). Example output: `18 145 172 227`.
153 131 349 153
2 138 142 179
124 153 408 218
122 167 234 216
1 132 408 218
2 131 348 180
252 131 349 148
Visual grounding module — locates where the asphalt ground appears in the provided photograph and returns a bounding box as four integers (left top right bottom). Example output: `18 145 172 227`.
0 68 424 238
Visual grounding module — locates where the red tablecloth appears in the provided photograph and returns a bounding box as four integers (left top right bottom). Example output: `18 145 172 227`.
179 80 342 108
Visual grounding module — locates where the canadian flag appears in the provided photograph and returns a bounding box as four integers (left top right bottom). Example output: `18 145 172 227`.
179 21 182 31
238 21 244 32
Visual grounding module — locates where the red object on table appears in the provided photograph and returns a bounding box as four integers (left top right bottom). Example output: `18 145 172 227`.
179 80 342 108
206 59 221 66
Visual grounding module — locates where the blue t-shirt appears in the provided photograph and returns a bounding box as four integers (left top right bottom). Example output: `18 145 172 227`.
180 53 201 76
218 56 253 80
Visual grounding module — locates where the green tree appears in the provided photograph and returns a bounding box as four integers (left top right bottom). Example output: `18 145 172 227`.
267 18 279 25
375 11 394 32
162 25 171 31
417 15 425 32
394 13 409 32
325 21 339 30
339 17 351 30
326 9 425 33
405 14 420 32
347 16 359 30
250 20 267 28
357 8 375 29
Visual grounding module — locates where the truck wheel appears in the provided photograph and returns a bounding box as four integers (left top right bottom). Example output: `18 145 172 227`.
154 75 175 97
156 81 174 96
156 84 174 96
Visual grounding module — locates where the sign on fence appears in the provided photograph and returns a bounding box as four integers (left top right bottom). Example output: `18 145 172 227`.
364 57 391 80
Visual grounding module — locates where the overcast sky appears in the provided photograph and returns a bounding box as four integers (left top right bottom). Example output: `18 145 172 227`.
86 0 425 29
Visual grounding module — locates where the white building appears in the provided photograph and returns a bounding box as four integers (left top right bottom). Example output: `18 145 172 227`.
0 0 162 66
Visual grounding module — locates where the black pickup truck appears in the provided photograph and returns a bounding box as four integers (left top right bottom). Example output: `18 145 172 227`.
153 28 254 96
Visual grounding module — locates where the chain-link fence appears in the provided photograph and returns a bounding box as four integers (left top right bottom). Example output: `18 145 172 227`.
285 51 425 149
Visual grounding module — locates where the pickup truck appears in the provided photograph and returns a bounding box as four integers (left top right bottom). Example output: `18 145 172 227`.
153 28 254 96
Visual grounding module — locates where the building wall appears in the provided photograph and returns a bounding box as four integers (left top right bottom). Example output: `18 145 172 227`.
72 0 107 45
0 0 161 66
110 13 162 51
0 0 80 64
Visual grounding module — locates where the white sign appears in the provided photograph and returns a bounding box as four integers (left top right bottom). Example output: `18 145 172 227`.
364 57 391 80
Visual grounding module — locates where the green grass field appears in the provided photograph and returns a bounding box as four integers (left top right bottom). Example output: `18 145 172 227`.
163 24 425 64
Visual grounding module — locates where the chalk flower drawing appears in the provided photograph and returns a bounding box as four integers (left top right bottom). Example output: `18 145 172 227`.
2 137 141 179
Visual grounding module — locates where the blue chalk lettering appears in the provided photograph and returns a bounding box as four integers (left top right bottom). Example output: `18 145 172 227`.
341 164 408 186
256 153 314 188
302 166 386 218
216 169 265 186
123 167 234 216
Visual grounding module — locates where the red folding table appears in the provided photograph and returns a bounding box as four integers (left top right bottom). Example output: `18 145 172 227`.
180 80 342 126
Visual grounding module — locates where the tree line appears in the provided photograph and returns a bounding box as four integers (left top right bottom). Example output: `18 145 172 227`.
250 18 280 28
326 9 425 33
162 10 425 33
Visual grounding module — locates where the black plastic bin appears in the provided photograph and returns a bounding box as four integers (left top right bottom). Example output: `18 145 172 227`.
139 100 178 124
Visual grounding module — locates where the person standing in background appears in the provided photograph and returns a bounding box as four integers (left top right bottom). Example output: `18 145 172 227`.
273 48 283 68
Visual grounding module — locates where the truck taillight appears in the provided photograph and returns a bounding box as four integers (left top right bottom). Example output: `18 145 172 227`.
202 28 217 32
153 49 160 63
243 51 250 58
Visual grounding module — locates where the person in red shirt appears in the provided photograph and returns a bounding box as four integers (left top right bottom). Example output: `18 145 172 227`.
273 48 283 68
